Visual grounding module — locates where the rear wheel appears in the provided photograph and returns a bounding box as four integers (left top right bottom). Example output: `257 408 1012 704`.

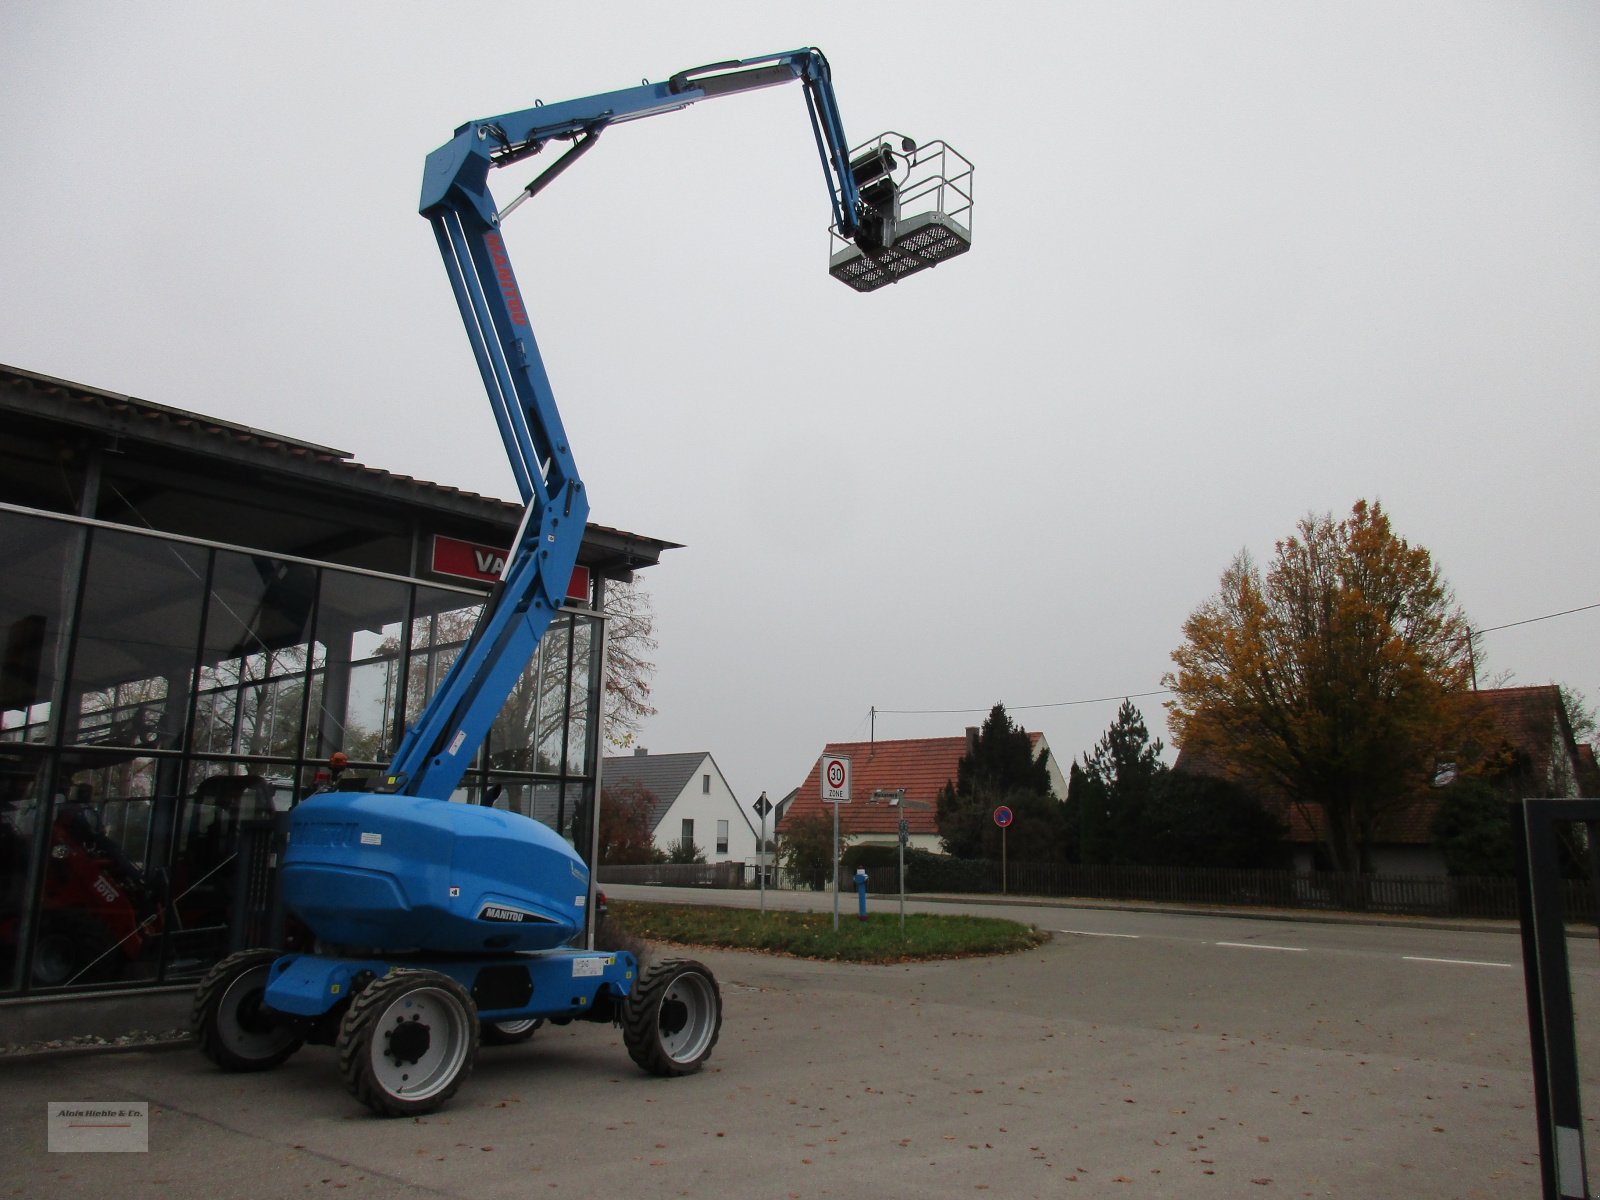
191 949 303 1071
622 958 721 1076
338 970 478 1116
480 1016 543 1045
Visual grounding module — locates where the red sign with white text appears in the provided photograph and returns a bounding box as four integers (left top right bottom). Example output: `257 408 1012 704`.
430 535 590 602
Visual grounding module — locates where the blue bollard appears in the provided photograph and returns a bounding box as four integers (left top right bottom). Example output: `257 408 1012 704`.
854 867 869 922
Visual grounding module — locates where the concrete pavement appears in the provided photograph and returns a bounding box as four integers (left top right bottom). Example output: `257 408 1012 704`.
0 889 1568 1198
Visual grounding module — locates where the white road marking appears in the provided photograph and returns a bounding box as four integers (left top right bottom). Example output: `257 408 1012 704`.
1050 926 1523 971
1057 929 1140 938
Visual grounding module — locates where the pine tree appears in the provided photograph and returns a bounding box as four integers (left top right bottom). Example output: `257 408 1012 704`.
935 703 1062 860
1078 699 1167 864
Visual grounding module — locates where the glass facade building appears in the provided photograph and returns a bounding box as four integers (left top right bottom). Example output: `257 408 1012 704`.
0 366 672 998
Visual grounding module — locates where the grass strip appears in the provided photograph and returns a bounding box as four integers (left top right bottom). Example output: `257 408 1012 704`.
608 900 1047 963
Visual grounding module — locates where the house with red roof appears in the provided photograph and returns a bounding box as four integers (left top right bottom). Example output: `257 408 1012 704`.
1174 684 1592 875
778 729 1068 852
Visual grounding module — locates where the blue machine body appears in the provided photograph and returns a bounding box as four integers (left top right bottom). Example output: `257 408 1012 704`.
282 792 590 952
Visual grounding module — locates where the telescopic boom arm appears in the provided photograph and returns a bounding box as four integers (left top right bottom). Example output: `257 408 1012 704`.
386 49 953 801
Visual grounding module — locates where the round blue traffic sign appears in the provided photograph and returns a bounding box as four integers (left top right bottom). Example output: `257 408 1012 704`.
993 805 1014 828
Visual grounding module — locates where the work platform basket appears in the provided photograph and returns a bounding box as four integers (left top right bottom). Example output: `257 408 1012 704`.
828 136 973 293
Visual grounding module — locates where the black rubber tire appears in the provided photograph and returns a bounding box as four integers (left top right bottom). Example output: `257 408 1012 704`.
191 949 304 1072
622 958 722 1076
338 970 478 1117
30 910 123 987
480 1017 543 1045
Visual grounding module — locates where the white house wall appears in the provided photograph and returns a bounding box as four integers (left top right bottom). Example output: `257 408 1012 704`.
1038 737 1069 800
653 755 759 866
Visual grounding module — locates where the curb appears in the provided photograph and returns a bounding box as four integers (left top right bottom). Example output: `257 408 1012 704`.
900 891 1523 936
0 1033 194 1064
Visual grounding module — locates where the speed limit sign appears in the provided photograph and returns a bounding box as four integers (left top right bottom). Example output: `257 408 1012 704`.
820 754 852 803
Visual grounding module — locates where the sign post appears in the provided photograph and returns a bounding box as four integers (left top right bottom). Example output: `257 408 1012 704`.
993 804 1014 895
753 792 773 914
874 788 910 937
820 755 851 931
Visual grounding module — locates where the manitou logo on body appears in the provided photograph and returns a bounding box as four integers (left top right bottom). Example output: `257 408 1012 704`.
479 904 535 923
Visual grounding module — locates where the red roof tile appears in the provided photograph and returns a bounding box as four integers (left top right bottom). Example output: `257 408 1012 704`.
777 732 1044 839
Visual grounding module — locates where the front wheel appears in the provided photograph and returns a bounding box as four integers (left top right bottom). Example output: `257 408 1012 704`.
622 958 721 1076
191 949 304 1071
338 970 478 1117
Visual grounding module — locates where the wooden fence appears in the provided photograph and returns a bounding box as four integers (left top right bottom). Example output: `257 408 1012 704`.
597 861 747 889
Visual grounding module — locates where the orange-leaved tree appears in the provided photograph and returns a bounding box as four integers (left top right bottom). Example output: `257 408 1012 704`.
1163 500 1480 875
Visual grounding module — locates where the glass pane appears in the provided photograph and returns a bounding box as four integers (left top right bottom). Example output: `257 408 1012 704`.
67 528 206 753
31 755 171 989
486 611 600 777
493 778 588 845
408 590 481 721
59 755 163 868
307 570 410 764
193 551 315 760
164 760 290 980
344 657 401 763
569 615 598 774
410 589 482 653
0 511 71 744
0 747 48 993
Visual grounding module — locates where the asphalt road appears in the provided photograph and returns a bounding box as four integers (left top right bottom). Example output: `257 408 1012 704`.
3 888 1595 1199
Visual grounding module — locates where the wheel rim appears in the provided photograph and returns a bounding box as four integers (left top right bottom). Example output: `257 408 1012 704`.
656 971 717 1063
490 1018 539 1036
369 985 472 1102
32 935 76 987
217 964 297 1060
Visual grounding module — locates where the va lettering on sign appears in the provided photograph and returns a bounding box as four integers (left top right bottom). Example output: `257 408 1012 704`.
431 535 591 600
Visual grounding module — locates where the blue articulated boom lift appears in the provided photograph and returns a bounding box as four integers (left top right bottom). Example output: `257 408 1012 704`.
190 49 971 1117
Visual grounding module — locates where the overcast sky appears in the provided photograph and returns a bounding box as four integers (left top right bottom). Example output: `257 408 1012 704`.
5 2 1598 807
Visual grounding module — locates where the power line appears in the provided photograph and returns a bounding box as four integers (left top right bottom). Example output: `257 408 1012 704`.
876 689 1170 718
875 601 1600 722
1475 602 1600 637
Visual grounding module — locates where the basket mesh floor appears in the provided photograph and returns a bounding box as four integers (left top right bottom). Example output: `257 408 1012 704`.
829 213 972 293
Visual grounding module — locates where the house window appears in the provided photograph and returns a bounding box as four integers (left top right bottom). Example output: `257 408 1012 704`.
681 818 694 850
702 773 711 794
717 820 729 854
